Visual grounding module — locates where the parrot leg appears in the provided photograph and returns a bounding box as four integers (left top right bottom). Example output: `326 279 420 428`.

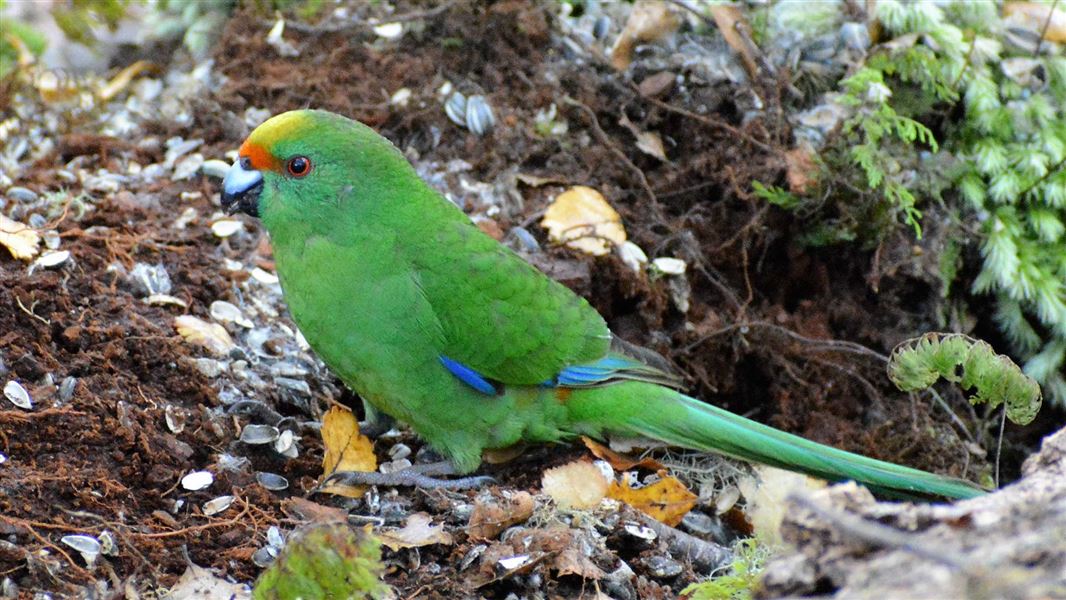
322 468 494 490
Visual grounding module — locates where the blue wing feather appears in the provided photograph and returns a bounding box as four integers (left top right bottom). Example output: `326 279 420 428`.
442 353 683 394
440 355 499 395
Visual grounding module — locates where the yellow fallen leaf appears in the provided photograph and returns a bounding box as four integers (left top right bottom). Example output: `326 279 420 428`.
318 406 377 498
97 60 155 101
608 471 697 526
378 512 453 550
173 315 235 356
1005 2 1066 42
541 186 626 256
709 4 759 78
541 460 610 510
0 214 41 260
611 0 682 70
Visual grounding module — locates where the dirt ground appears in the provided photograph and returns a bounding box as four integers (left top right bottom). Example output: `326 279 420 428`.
0 2 1059 597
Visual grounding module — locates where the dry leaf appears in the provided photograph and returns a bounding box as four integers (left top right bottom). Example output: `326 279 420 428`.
611 0 682 70
608 471 697 526
785 146 818 194
0 214 41 260
637 71 675 98
618 114 668 162
318 406 377 498
173 315 235 356
581 436 663 472
283 497 349 524
166 563 251 600
541 186 626 256
378 512 454 550
97 60 155 101
1004 2 1066 42
467 490 535 541
541 460 610 509
709 4 759 78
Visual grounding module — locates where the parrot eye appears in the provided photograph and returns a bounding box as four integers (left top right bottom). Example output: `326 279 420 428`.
286 156 312 177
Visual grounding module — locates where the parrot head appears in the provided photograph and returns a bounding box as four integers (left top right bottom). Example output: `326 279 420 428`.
220 109 416 230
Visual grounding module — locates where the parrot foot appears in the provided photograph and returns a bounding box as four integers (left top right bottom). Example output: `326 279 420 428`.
323 468 494 490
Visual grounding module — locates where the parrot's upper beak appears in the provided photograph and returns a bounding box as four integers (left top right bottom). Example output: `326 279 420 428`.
220 158 263 217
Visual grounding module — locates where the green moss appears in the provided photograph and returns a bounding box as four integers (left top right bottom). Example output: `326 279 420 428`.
253 524 390 600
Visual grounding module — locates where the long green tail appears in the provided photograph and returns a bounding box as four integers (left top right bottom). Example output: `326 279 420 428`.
576 384 987 500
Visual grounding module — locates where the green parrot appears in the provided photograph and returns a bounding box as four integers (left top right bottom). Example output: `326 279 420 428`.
220 109 985 500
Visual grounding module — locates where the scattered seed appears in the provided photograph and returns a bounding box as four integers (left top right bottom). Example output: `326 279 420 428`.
618 241 648 272
202 495 235 516
645 555 682 578
60 535 101 566
497 555 531 571
250 267 279 285
144 294 188 308
240 424 280 445
211 218 244 238
4 381 31 410
6 186 38 203
251 546 278 567
172 153 204 181
273 429 298 457
59 377 76 402
651 257 686 275
32 250 70 269
181 470 214 491
373 22 403 39
445 91 467 128
256 471 289 491
461 544 487 570
164 405 186 434
623 522 657 541
210 300 253 328
201 159 230 179
98 530 117 555
465 95 495 136
390 88 412 107
388 443 412 460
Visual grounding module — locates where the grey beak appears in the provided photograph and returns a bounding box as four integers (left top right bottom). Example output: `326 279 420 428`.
220 159 263 217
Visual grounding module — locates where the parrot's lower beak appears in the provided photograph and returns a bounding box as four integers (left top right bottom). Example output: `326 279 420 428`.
220 159 263 217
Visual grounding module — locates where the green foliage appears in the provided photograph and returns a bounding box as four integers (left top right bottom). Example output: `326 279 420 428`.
51 0 132 47
682 538 769 600
752 182 801 210
253 523 390 600
889 333 1042 426
758 0 1066 405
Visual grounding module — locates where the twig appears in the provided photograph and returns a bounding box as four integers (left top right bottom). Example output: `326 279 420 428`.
995 406 1006 488
633 86 777 155
637 513 733 572
132 496 252 539
561 95 666 221
15 296 50 326
1033 0 1061 58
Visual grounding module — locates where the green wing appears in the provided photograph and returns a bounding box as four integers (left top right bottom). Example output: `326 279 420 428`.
407 213 611 385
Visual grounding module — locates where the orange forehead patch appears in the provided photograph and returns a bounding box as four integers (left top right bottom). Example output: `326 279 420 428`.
238 110 312 172
239 140 281 172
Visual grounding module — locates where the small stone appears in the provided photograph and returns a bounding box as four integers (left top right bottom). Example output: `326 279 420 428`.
128 263 172 296
164 405 186 434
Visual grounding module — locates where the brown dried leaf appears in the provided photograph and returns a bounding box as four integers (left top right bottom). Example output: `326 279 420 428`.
541 460 610 509
785 146 819 195
581 436 664 472
467 491 535 541
318 406 377 498
283 497 349 524
541 186 626 256
611 0 682 70
378 512 454 550
0 214 40 260
709 4 759 78
619 114 668 162
608 471 697 526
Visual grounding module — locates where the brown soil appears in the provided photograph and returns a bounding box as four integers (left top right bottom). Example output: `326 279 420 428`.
0 2 1051 597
